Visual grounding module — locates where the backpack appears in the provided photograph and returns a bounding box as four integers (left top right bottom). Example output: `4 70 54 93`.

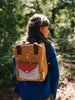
13 42 48 81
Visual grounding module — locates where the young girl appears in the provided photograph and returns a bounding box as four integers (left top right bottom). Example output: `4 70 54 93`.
12 14 59 100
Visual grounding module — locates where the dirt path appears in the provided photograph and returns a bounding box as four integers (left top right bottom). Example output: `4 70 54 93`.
56 81 75 100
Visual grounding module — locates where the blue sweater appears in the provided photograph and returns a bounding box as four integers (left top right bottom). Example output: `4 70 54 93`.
12 43 59 100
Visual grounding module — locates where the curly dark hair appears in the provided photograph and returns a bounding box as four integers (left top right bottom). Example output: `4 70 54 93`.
25 14 50 52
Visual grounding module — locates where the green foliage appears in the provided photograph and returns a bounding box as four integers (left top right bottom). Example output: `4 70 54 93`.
57 37 71 52
0 0 26 85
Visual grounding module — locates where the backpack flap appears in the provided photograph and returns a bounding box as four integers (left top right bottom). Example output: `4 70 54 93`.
18 63 38 73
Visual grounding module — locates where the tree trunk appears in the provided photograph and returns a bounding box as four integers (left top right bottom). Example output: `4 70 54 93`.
70 0 75 33
51 8 55 38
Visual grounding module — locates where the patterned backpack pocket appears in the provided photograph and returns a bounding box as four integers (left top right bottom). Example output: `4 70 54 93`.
17 63 40 80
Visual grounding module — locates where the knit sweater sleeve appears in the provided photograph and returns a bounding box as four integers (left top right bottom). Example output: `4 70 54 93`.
12 55 17 80
48 44 59 100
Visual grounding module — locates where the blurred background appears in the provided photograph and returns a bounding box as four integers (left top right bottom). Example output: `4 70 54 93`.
0 0 75 100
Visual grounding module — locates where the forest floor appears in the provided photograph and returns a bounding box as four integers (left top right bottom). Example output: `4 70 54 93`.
0 54 75 100
56 62 75 100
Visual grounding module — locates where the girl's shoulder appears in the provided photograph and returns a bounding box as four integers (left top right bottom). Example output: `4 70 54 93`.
47 42 56 55
48 42 55 50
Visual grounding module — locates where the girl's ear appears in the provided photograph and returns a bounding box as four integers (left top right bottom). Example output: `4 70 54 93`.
40 27 43 32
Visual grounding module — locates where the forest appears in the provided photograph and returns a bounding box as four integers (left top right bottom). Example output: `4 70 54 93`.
0 0 75 100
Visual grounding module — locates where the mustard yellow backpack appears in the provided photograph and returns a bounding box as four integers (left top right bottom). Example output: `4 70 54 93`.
13 42 48 81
